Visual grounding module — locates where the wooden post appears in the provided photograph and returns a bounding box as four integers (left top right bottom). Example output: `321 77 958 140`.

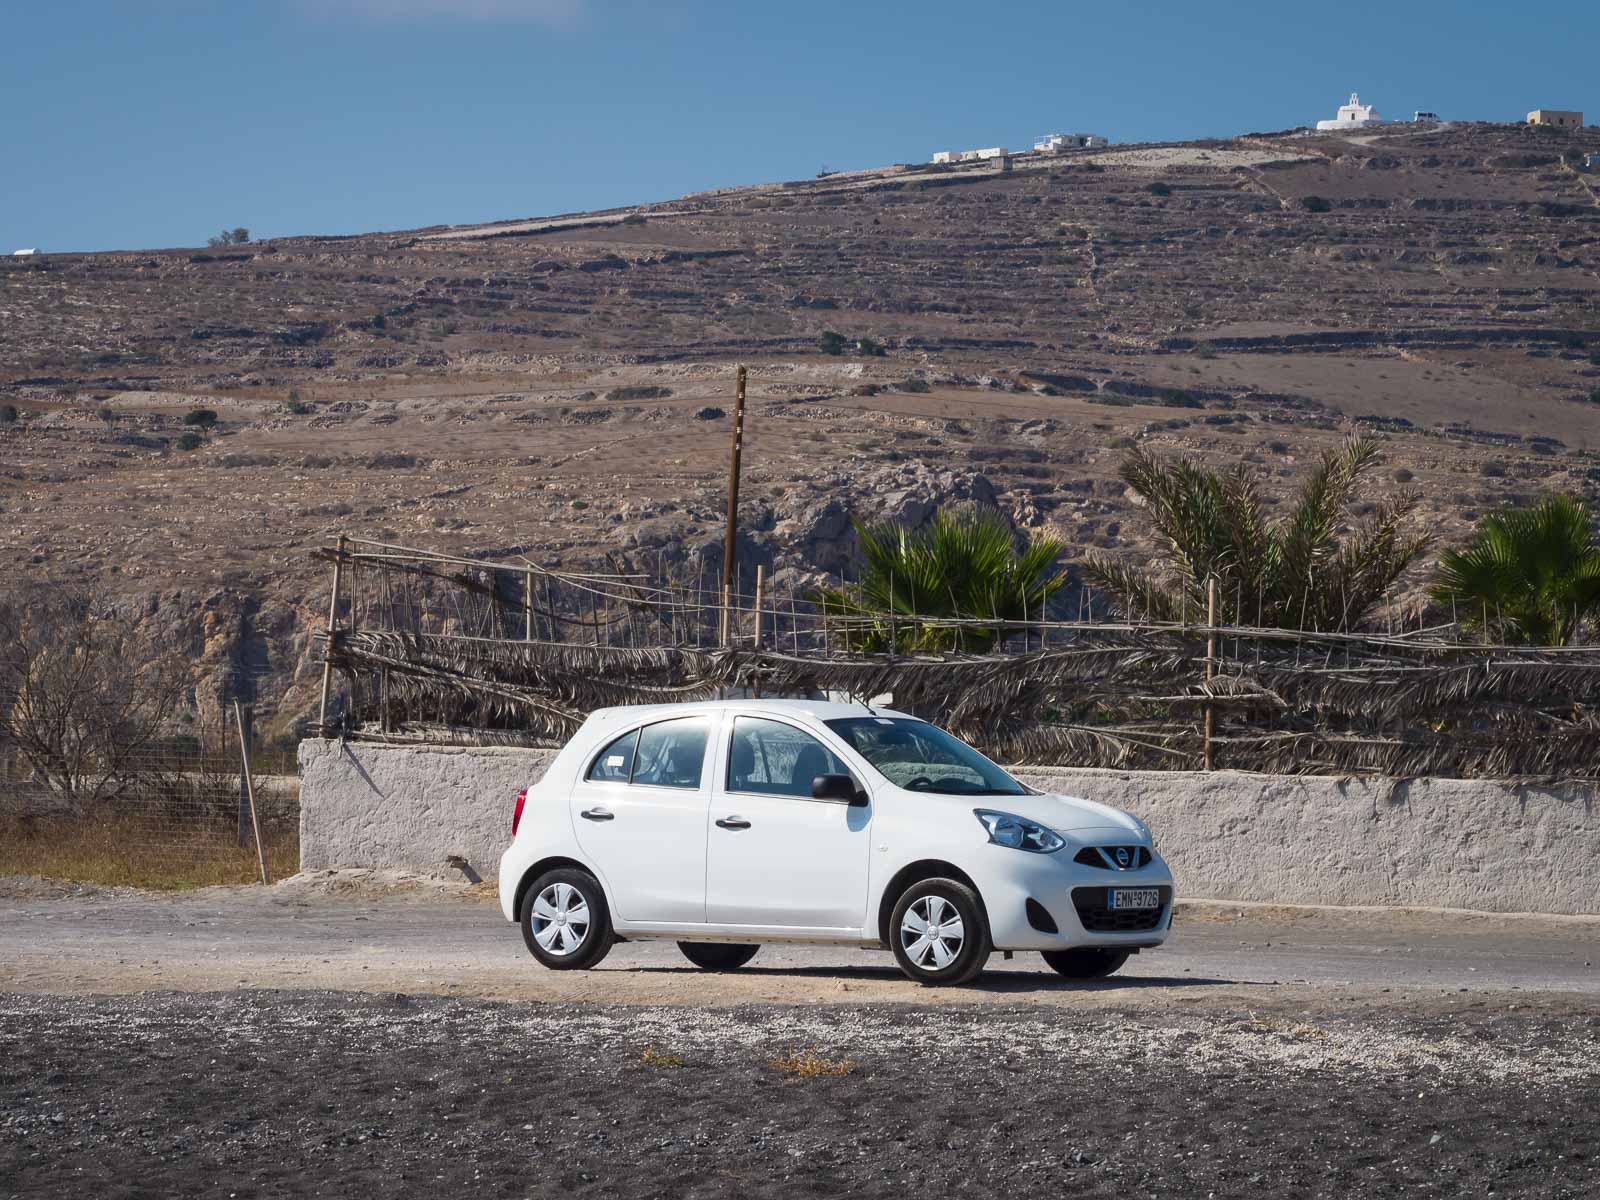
317 534 347 734
525 567 535 641
719 582 731 647
233 700 268 886
752 563 766 648
719 365 748 646
1203 576 1218 772
235 703 252 848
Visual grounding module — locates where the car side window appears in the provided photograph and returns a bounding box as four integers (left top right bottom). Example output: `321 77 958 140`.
630 718 708 790
586 728 638 783
727 716 849 799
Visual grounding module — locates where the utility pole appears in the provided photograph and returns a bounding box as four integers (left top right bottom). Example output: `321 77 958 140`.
719 365 747 646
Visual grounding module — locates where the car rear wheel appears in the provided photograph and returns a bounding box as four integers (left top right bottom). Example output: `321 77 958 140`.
677 942 760 971
521 868 613 970
1041 947 1130 980
889 878 990 986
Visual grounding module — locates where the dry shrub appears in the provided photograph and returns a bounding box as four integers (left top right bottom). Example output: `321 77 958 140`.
0 588 187 805
768 1048 855 1078
0 814 298 890
639 1046 682 1069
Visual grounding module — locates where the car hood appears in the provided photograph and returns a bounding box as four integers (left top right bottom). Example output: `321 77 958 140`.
975 791 1147 841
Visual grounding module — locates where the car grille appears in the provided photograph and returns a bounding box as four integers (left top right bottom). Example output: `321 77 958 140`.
1072 886 1173 933
1072 845 1151 871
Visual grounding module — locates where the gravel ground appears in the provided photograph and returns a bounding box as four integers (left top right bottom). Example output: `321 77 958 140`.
3 990 1598 1199
4 878 1598 1196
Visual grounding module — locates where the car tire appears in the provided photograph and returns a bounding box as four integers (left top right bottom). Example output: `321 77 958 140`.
520 868 614 970
1041 947 1130 980
889 878 990 986
677 942 760 971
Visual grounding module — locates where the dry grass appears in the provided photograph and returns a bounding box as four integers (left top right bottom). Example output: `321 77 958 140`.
0 816 299 891
639 1046 683 1069
768 1048 856 1078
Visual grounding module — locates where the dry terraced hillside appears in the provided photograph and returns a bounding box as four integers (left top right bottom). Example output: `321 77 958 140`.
3 121 1600 733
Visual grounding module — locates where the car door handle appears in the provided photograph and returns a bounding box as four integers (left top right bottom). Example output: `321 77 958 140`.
580 808 615 822
715 816 751 830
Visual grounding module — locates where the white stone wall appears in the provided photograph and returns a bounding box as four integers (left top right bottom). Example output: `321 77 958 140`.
298 740 1600 915
298 739 557 882
1013 768 1597 915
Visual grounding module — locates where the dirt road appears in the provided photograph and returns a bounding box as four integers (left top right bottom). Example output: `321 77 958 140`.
2 874 1596 1012
3 877 1598 1198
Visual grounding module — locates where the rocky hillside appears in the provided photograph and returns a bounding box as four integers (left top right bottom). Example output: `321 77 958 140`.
3 121 1599 736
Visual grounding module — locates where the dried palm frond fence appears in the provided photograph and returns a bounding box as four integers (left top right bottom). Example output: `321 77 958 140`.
312 538 1600 779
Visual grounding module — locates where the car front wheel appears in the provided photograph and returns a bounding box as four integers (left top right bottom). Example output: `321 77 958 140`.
1042 947 1130 980
889 878 990 986
521 868 614 970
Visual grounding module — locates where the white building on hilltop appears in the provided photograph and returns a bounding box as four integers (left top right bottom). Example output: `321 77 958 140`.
1034 132 1108 153
931 146 1010 164
12 248 38 257
1316 93 1388 131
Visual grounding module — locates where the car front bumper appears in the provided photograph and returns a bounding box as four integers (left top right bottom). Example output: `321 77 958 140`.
975 847 1177 952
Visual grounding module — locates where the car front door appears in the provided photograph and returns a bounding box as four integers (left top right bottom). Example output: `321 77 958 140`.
568 716 711 925
704 715 872 932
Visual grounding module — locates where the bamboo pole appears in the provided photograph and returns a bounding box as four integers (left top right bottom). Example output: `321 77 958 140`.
719 365 748 646
753 564 765 648
233 700 268 886
318 534 347 734
1203 576 1218 772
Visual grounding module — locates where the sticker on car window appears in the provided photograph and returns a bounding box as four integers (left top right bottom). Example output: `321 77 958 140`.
606 755 625 767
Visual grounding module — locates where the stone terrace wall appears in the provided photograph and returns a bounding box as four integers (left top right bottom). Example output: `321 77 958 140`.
298 740 1599 916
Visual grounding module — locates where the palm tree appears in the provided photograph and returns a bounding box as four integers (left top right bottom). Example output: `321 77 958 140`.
1428 494 1600 645
1083 436 1431 630
813 506 1067 653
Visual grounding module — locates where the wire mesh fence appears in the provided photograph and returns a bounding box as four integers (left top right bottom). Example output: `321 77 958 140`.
0 719 299 889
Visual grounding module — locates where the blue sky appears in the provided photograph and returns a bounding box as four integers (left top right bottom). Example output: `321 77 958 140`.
3 0 1595 252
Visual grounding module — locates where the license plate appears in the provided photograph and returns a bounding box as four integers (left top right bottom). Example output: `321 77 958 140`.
1108 888 1161 911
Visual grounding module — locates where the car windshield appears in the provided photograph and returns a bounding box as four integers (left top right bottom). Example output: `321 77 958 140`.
823 717 1028 796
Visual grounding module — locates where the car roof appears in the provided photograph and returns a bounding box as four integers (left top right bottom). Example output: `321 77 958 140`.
582 698 913 728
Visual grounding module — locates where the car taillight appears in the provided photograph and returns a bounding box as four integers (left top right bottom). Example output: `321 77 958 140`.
511 788 528 836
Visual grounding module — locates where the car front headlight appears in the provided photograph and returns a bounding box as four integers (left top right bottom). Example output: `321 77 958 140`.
974 809 1065 854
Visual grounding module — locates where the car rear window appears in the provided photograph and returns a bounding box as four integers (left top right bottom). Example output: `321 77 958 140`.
585 718 708 789
586 729 638 783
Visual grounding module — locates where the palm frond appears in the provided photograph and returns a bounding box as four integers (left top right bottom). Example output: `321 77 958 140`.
1429 494 1600 645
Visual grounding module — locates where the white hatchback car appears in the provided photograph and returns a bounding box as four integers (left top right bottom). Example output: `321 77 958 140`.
498 700 1174 985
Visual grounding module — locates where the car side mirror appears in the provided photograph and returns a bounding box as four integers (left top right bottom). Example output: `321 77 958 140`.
812 773 867 807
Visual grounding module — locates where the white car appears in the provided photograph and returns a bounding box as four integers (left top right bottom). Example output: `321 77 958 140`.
498 700 1174 986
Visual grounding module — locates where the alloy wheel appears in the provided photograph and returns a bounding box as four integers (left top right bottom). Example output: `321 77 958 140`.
530 881 591 956
900 894 965 970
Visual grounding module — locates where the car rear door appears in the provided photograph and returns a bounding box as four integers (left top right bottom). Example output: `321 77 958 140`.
568 716 711 926
704 715 872 932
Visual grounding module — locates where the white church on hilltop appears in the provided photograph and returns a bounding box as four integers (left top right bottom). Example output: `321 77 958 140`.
1316 93 1388 131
